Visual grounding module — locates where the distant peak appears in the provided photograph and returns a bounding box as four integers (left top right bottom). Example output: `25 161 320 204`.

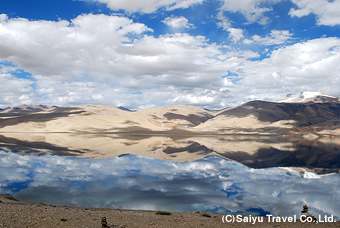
0 104 55 114
299 91 335 99
117 106 132 111
278 91 338 103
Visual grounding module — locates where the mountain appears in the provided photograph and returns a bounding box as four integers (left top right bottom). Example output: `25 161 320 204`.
193 92 340 136
0 92 339 136
0 104 55 116
278 91 339 103
0 104 214 133
117 106 132 111
136 105 214 128
194 99 340 134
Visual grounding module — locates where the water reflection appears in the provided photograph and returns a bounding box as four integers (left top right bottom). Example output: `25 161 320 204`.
0 133 340 174
0 150 339 219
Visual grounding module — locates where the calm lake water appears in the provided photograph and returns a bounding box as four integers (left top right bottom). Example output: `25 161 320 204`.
0 134 339 219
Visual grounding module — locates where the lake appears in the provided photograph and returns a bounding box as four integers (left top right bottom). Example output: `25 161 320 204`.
0 133 339 219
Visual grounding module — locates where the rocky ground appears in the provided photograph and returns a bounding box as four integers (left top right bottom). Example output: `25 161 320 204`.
0 195 339 228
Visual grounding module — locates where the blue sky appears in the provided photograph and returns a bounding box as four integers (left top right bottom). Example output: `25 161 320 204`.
0 0 340 109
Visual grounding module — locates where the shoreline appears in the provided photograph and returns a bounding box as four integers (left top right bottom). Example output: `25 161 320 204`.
1 195 339 228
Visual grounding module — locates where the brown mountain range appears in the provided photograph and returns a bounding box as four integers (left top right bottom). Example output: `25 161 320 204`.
0 93 340 136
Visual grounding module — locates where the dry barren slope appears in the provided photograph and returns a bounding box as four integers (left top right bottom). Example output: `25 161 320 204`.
0 105 214 133
1 97 340 135
194 100 340 135
1 194 340 228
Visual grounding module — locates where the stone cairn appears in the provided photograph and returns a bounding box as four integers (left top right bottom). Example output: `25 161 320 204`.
101 217 109 227
101 217 123 228
300 204 317 221
101 217 114 228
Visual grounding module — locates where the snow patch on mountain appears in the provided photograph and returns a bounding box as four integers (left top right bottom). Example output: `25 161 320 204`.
279 167 336 179
278 91 337 103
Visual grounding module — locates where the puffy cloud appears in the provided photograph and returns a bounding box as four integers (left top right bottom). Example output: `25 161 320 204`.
233 37 340 101
0 14 259 109
0 14 7 22
218 0 282 25
166 0 205 11
244 30 294 46
171 89 225 106
0 14 152 76
228 28 245 43
0 14 233 80
289 0 340 26
216 11 231 30
0 64 16 74
31 76 185 109
89 0 204 13
0 66 35 107
162 16 194 29
0 12 339 109
216 0 284 45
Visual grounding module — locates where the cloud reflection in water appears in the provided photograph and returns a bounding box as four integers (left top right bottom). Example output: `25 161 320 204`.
0 150 339 219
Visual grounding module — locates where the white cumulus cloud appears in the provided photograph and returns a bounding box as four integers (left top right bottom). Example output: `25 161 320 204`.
0 70 35 107
89 0 204 13
289 0 340 26
0 11 340 109
233 37 340 102
218 0 282 25
244 30 294 46
228 28 245 43
0 14 250 109
162 16 194 29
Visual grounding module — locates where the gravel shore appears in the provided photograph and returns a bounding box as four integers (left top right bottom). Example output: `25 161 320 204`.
1 194 339 228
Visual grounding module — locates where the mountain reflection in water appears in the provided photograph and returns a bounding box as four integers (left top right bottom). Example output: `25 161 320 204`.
0 133 340 174
0 150 339 219
0 133 340 219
